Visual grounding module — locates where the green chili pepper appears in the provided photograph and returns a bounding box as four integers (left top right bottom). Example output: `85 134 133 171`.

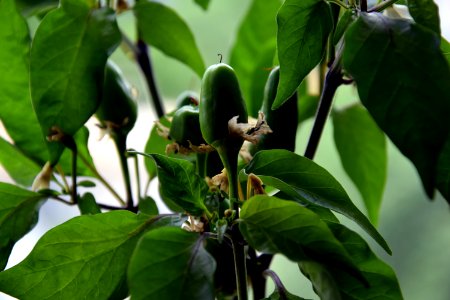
96 61 137 136
175 90 199 109
252 66 298 153
169 105 204 147
199 63 248 210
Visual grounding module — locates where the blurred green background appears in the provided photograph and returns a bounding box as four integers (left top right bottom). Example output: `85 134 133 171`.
4 1 449 299
111 1 450 299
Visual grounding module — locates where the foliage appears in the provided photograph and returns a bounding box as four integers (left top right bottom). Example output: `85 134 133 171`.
0 0 448 299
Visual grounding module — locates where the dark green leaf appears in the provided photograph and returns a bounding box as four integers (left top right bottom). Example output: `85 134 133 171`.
77 192 101 215
0 137 41 187
193 0 210 10
274 0 333 109
333 103 387 225
0 0 48 165
244 150 391 254
77 180 96 188
128 227 216 300
240 195 365 282
134 0 205 77
140 153 209 216
333 9 354 45
139 196 159 215
343 13 450 197
229 0 281 117
300 223 403 300
407 0 441 36
0 183 46 270
30 0 121 164
0 211 153 299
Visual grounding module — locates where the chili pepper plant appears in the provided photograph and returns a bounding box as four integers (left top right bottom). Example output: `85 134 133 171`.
0 0 449 299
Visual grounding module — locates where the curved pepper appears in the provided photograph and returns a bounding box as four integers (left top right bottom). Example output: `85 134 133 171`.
169 105 205 147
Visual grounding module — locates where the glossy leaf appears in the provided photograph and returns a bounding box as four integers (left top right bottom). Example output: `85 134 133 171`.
139 196 159 215
0 183 46 270
0 0 48 165
128 227 215 300
300 223 403 300
193 0 210 10
407 0 440 36
0 137 41 187
343 13 450 198
134 0 205 77
333 103 387 225
333 9 354 45
30 0 121 164
229 0 281 117
274 0 333 109
244 150 391 254
240 195 365 282
77 192 101 215
146 153 209 216
15 0 58 16
0 211 153 299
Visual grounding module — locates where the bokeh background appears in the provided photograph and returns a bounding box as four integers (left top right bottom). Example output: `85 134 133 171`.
1 0 450 299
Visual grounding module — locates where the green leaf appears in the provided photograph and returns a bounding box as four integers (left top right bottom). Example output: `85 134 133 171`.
0 183 46 270
142 153 209 216
343 13 450 198
300 223 403 300
244 150 391 254
229 0 281 117
333 103 387 225
193 0 210 10
0 211 153 299
240 195 365 283
407 0 441 36
134 0 205 77
139 196 159 215
77 192 101 215
0 0 48 165
15 0 58 16
128 227 216 300
0 137 41 187
30 0 121 164
442 37 450 65
333 9 354 45
274 0 333 109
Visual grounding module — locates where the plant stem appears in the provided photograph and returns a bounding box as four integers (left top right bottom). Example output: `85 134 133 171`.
368 0 400 12
135 38 165 118
263 270 289 299
304 60 343 160
50 195 128 211
114 134 134 210
360 0 367 11
231 230 248 300
133 154 142 200
78 152 126 206
70 146 78 204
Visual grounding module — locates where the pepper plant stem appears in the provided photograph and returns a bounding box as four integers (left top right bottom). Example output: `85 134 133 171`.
114 134 134 211
304 63 343 160
135 39 165 118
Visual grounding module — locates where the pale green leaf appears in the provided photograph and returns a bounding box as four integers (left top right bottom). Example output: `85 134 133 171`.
333 103 387 225
134 0 205 77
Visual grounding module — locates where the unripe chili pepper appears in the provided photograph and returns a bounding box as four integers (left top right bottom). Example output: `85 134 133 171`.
169 105 204 147
252 66 298 153
96 61 137 136
199 63 248 208
175 90 199 109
